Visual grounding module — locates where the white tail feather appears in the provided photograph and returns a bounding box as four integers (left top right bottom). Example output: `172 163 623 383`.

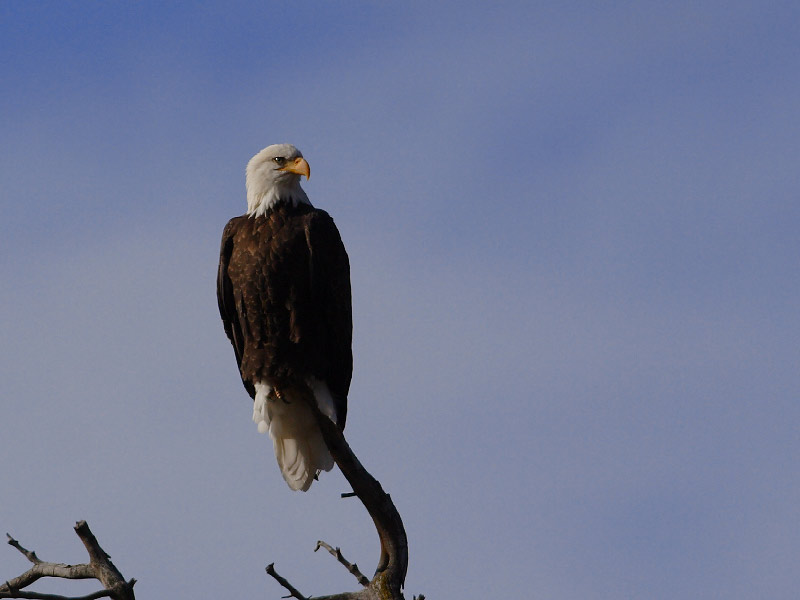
252 381 335 491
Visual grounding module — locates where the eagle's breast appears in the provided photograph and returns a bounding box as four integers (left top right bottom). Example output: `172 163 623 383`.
226 204 317 385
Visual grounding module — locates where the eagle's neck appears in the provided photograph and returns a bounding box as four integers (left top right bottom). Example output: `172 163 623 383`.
246 183 311 217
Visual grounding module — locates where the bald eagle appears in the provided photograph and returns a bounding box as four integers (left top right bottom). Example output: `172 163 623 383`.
217 144 352 491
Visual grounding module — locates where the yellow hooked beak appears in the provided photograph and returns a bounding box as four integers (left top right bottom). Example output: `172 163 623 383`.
280 156 311 180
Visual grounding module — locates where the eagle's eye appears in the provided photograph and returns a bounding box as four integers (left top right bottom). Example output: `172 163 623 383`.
272 157 286 165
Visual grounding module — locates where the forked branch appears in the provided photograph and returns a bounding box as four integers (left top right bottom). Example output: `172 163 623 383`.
0 522 135 600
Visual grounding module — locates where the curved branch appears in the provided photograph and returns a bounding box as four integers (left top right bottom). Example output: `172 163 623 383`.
314 412 408 593
266 388 410 600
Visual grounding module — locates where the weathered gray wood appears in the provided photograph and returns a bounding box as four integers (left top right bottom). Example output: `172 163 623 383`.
1 522 135 600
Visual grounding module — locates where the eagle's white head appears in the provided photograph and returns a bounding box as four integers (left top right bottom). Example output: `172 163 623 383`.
245 143 311 217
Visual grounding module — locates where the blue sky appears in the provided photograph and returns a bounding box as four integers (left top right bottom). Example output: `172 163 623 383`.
2 2 799 598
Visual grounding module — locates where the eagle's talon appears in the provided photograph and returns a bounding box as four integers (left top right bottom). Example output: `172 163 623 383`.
273 388 291 404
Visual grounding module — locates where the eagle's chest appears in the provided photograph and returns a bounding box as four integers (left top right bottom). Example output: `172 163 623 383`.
227 216 313 336
232 214 307 272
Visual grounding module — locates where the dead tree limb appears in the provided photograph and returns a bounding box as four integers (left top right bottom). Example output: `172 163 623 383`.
264 564 308 600
314 540 369 587
316 412 408 590
265 391 411 600
0 522 135 600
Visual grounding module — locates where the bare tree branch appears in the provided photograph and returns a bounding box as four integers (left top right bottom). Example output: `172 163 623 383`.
313 409 408 595
1 522 135 600
0 586 117 600
71 522 133 599
264 389 411 600
314 541 369 587
1 552 94 592
265 564 308 600
6 535 42 565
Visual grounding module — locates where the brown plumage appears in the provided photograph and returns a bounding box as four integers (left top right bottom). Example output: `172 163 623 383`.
217 144 352 491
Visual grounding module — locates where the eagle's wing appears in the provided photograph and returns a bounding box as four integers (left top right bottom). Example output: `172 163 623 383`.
217 217 255 399
306 209 353 429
